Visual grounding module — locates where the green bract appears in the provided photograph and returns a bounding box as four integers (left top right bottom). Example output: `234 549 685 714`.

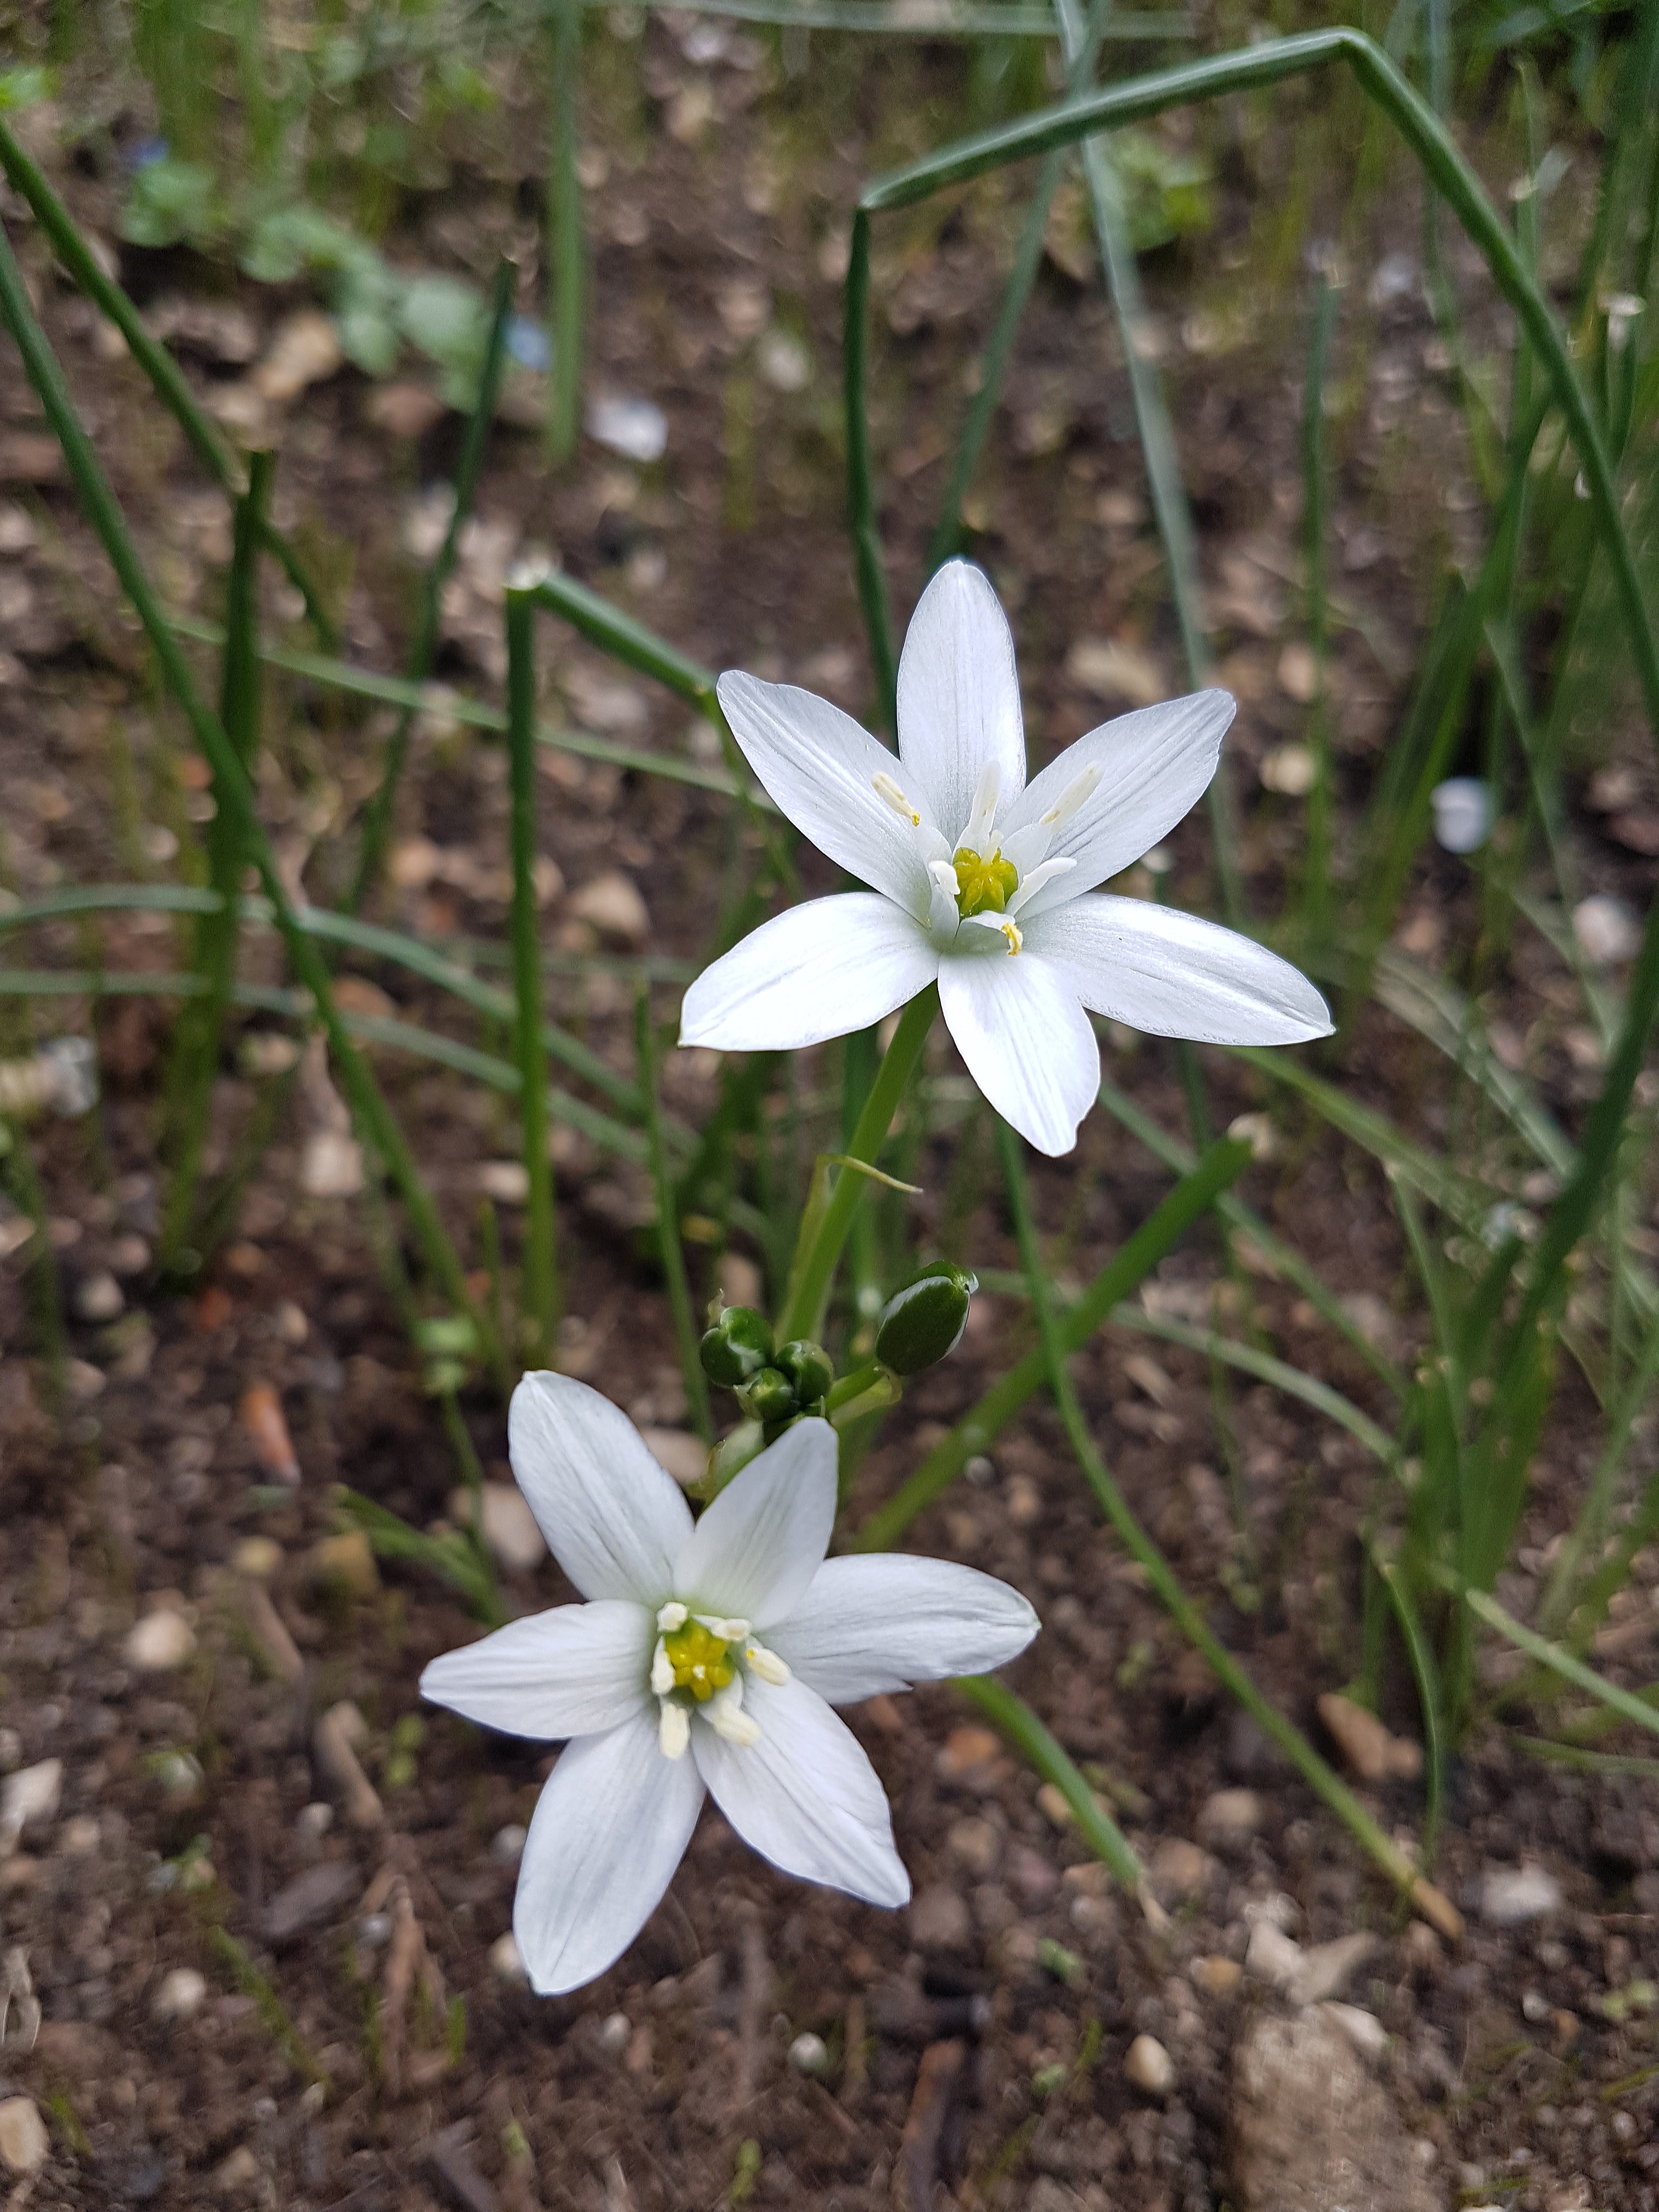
875 1261 978 1376
699 1305 774 1387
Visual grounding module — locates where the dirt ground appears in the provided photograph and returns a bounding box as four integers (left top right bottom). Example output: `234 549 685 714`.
1 17 1658 2210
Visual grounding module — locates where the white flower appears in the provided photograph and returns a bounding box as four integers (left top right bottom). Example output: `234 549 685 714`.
681 560 1332 1155
420 1372 1039 1995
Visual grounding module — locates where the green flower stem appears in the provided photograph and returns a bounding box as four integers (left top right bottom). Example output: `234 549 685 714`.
0 211 498 1381
776 986 936 1345
955 1674 1144 1897
506 589 556 1364
636 989 714 1443
350 257 515 915
0 116 335 647
994 1119 1461 1936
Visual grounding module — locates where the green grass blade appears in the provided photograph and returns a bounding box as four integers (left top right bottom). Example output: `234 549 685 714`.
994 1116 1454 1931
1300 270 1338 945
350 257 516 915
0 203 493 1366
956 1674 1144 1895
844 208 897 730
1093 1074 1406 1394
1542 1295 1659 1636
636 990 714 1444
855 31 1659 758
0 116 335 648
855 1135 1249 1549
158 445 274 1274
1460 1582 1659 1742
548 0 585 463
506 587 556 1363
1372 1545 1446 1854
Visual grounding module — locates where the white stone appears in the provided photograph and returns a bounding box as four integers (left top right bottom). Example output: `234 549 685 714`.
568 870 650 947
300 1130 364 1198
1260 743 1317 796
448 1482 548 1573
490 1931 528 1984
1124 2034 1176 2095
74 1269 124 1322
58 1814 100 1857
153 1966 208 2021
1319 2001 1390 2063
788 2031 830 2076
477 1160 531 1204
586 393 668 464
0 1757 61 1848
596 2010 630 2056
1290 1932 1378 2006
1572 893 1641 968
296 1802 334 1842
0 2097 49 2175
1245 1918 1304 1993
1479 1865 1562 1925
491 1824 528 1866
125 1608 196 1672
1430 776 1494 853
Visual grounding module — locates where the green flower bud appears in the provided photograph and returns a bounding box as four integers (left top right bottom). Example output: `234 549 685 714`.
774 1339 834 1409
738 1366 798 1425
699 1305 774 1388
874 1261 977 1376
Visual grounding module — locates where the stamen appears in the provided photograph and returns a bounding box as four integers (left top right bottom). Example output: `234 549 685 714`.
693 1615 751 1642
658 1702 690 1760
1040 763 1102 829
657 1601 689 1633
1000 919 1023 956
1005 856 1076 917
650 1637 674 1697
873 771 921 827
707 1680 761 1747
744 1640 790 1686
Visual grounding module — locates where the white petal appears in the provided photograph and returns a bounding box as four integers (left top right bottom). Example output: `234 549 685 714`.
938 945 1099 1156
691 1673 910 1907
717 670 933 912
997 691 1235 910
896 561 1027 843
769 1554 1039 1704
513 1712 704 1995
509 1372 693 1604
674 1418 837 1629
1025 895 1334 1043
679 895 939 1053
420 1601 653 1740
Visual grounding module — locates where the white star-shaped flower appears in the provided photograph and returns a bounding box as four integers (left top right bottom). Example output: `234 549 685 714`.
680 560 1333 1155
421 1373 1039 1995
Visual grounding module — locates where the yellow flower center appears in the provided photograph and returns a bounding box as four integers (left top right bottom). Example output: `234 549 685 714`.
953 846 1019 918
660 1618 736 1703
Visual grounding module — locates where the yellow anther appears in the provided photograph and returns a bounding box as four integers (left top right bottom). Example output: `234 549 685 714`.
873 771 921 827
1000 919 1023 956
953 846 1020 918
660 1618 735 1704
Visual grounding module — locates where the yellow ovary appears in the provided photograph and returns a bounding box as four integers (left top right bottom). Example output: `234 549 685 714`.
660 1619 735 1703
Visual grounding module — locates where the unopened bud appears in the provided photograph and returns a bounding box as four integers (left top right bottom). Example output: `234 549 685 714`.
738 1366 797 1425
699 1306 774 1387
774 1339 833 1409
874 1261 977 1376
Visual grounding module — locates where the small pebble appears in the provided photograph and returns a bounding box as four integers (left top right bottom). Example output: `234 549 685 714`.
1291 1932 1378 2005
964 1454 995 1487
490 1931 528 1984
308 1531 379 1601
947 1816 1001 1878
1480 1865 1562 1925
935 1725 1001 1784
1148 1836 1216 1901
448 1484 546 1573
1197 1787 1264 1845
1192 1955 1243 1996
358 1912 392 1949
1035 1783 1074 1830
492 1823 528 1866
568 869 650 947
1 1758 62 1847
59 1814 100 1857
1431 775 1495 853
231 1537 283 1581
1320 2001 1390 2063
909 1884 972 1951
641 1427 709 1487
596 2010 631 2056
1522 1989 1550 2022
1573 893 1641 967
0 2096 49 2176
1124 2033 1176 2096
295 1802 334 1842
125 1609 195 1673
1260 741 1317 795
215 2143 261 2193
152 1967 208 2022
74 1269 124 1322
788 2032 829 2076
1245 1919 1304 1992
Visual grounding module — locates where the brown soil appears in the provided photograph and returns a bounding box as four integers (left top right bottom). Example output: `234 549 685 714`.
1 19 1657 2211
